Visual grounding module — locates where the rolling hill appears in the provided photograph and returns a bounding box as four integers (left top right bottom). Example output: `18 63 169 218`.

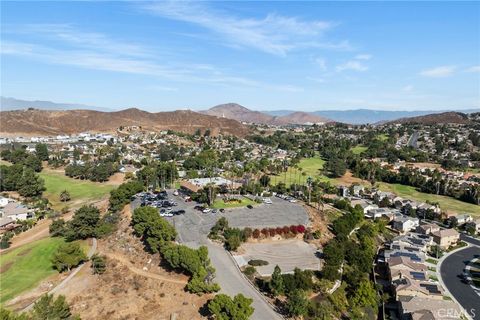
388 111 473 125
0 108 250 137
201 103 331 125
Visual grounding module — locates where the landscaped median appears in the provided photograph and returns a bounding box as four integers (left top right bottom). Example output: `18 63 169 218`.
211 196 257 209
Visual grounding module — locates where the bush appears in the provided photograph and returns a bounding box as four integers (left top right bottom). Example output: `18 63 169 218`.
51 242 87 272
252 229 261 238
296 225 306 233
248 259 269 266
91 254 107 274
244 266 256 277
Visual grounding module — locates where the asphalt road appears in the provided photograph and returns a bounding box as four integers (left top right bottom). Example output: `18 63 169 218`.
440 245 480 319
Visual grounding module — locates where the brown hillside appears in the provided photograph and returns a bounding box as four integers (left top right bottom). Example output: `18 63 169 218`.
0 108 249 137
272 111 330 125
201 103 332 125
390 111 472 125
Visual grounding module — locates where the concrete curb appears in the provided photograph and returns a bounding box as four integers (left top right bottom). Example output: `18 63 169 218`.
436 243 474 320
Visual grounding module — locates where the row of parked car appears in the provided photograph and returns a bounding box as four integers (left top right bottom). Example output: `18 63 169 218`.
275 193 298 203
136 191 184 217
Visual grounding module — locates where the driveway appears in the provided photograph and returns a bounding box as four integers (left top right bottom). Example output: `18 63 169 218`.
440 246 480 319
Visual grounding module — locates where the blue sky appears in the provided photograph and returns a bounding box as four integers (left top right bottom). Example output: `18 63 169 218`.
1 1 479 111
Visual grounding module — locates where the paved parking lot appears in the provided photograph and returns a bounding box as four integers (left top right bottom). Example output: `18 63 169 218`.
233 239 321 276
169 194 310 246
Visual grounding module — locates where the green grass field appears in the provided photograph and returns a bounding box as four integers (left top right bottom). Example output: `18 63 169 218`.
351 145 368 155
212 197 256 209
377 134 389 141
270 157 328 186
0 237 67 304
378 182 480 216
39 169 115 210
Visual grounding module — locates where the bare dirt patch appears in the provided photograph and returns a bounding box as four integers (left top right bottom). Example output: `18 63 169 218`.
333 170 365 186
54 207 211 320
1 262 13 274
106 172 125 186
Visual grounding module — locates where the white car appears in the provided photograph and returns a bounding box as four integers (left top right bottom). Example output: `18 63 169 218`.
289 199 297 203
173 190 179 196
263 198 272 204
202 208 211 213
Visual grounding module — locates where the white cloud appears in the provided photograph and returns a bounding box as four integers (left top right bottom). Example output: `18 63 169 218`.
420 65 456 78
314 57 327 70
466 65 480 73
402 85 414 92
336 60 368 72
142 1 348 56
354 54 372 60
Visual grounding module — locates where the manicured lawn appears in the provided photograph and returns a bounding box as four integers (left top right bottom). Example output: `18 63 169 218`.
212 197 256 209
0 237 66 304
351 145 368 155
378 182 480 216
426 258 438 265
39 169 115 209
270 157 328 186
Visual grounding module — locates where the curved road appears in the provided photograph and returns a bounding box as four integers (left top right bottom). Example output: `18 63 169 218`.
440 238 480 320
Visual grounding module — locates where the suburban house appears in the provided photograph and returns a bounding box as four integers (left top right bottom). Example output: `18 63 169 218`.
365 207 399 220
431 228 460 249
392 216 420 233
388 256 428 281
393 275 443 300
416 223 440 235
398 296 461 320
0 201 32 221
350 199 379 214
449 214 473 226
0 217 19 233
390 233 432 252
465 219 480 234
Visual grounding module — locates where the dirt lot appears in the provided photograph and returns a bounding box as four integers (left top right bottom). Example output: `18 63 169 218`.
55 209 211 320
233 239 321 276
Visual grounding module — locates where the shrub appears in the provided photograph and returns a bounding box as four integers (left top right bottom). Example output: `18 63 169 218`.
282 226 290 234
269 228 276 237
290 225 298 234
244 266 256 277
252 229 261 238
276 227 283 235
296 225 306 233
261 228 269 237
243 227 253 239
248 259 269 266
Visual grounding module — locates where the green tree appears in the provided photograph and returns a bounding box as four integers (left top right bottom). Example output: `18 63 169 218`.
65 205 100 241
60 190 71 202
0 232 14 249
350 279 379 310
207 293 254 320
51 242 87 272
269 265 284 296
31 294 79 319
17 167 45 197
91 254 107 274
132 206 177 252
35 143 49 161
285 290 309 317
49 219 67 237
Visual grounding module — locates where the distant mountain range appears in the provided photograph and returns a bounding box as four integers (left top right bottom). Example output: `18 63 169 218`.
2 96 478 125
0 108 249 137
264 108 480 124
200 103 332 125
0 96 110 111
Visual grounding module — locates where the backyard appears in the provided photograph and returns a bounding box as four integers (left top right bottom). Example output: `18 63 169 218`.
39 168 115 210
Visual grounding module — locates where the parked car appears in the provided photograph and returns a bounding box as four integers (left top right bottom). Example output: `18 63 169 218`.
212 209 218 214
173 190 179 196
202 208 211 213
247 205 253 209
219 208 225 213
289 199 297 203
